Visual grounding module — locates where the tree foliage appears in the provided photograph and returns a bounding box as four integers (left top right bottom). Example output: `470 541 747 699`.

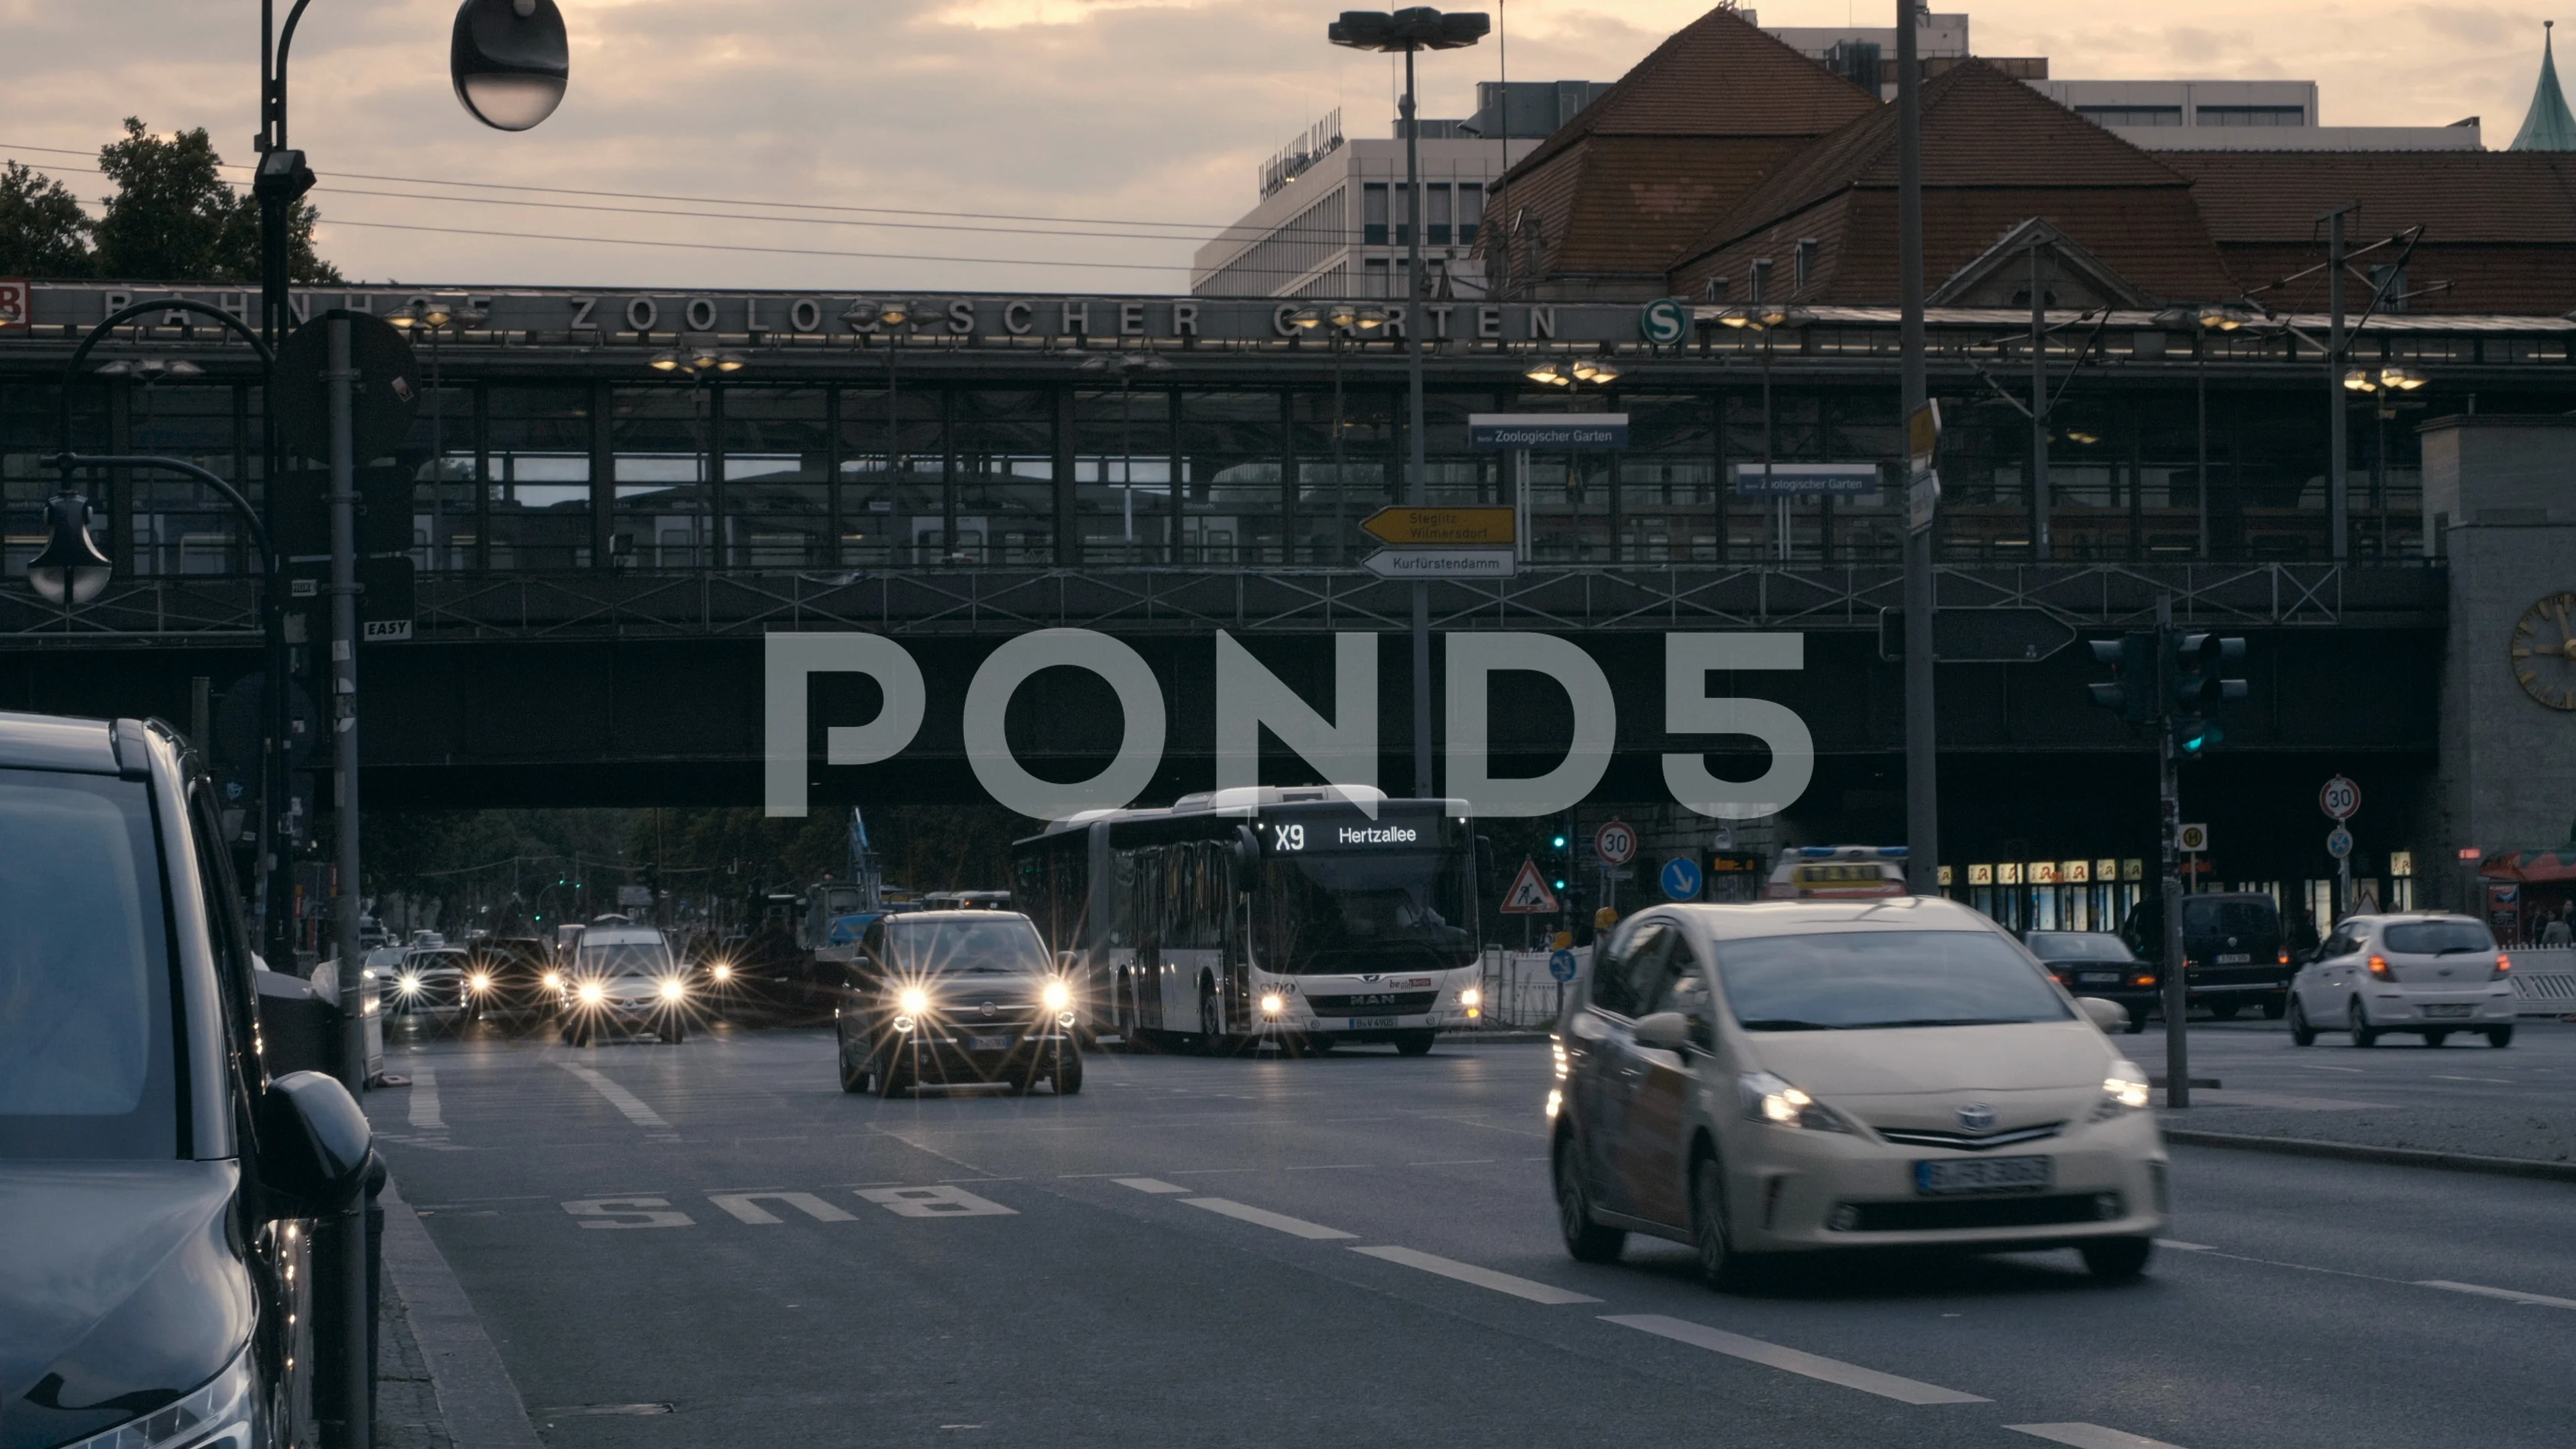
0 161 93 276
0 120 340 284
92 118 339 284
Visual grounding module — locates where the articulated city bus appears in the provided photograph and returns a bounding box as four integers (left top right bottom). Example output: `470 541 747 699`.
1012 787 1483 1055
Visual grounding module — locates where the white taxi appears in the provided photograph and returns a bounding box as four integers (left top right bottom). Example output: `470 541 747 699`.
1550 896 2167 1286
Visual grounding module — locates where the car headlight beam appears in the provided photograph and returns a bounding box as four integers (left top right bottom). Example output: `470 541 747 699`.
1042 979 1071 1011
898 986 930 1016
2095 1060 2153 1118
578 981 605 1005
1737 1070 1849 1132
1260 991 1285 1016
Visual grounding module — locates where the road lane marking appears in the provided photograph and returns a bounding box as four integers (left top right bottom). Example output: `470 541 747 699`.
1114 1178 1192 1194
2429 1075 2511 1083
2008 1424 2188 1449
2155 1240 2216 1251
560 1198 692 1229
1179 1198 1357 1240
708 1191 857 1224
2416 1279 2576 1310
1600 1315 1988 1404
409 1063 444 1132
857 1185 1016 1218
555 1061 671 1128
1404 1159 1500 1167
1351 1246 1601 1304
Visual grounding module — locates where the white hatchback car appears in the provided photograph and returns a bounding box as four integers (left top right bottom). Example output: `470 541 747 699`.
1550 896 2168 1285
2288 913 2516 1048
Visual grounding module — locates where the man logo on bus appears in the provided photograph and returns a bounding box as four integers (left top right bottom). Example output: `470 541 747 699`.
763 628 1815 822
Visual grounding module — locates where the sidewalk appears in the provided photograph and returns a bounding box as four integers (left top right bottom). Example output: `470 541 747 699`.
2160 1102 2576 1167
378 1266 458 1449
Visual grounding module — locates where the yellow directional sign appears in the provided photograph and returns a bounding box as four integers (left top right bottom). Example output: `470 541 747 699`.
1359 505 1516 547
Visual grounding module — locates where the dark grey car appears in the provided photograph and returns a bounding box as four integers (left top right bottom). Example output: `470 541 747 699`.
833 910 1083 1097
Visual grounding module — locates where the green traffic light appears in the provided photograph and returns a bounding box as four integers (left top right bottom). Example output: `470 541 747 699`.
1551 835 1568 849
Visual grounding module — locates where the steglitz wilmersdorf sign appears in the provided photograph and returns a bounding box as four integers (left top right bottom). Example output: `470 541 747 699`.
765 629 1815 823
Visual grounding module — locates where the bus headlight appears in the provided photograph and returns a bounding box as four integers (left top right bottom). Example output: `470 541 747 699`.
468 973 492 993
899 987 930 1016
1260 992 1285 1016
398 974 423 995
1460 987 1481 1009
659 979 686 1002
1042 979 1071 1011
578 981 605 1006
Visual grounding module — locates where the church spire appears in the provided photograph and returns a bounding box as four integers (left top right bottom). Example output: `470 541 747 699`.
2512 20 2576 151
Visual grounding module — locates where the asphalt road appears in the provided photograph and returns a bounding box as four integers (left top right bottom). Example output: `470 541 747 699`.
368 1014 2575 1449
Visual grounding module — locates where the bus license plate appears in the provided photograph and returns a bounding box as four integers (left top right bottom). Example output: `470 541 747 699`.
969 1034 1012 1053
1348 1016 1396 1029
1915 1157 2051 1195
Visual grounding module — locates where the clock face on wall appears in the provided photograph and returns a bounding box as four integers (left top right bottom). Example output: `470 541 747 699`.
2511 593 2576 710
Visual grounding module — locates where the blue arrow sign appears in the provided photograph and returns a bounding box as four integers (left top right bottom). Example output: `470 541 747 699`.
1660 856 1703 901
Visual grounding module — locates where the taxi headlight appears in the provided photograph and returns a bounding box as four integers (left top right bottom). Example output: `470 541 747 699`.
1260 991 1285 1016
659 979 686 1002
2094 1060 2153 1118
899 986 930 1016
578 981 605 1005
59 1344 258 1449
1042 979 1071 1011
1737 1071 1849 1132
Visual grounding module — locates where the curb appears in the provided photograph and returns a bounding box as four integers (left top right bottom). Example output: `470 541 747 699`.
376 1176 545 1449
2162 1127 2576 1183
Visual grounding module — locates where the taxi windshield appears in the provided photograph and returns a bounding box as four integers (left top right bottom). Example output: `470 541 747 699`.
578 940 674 975
1715 929 2072 1030
0 771 178 1161
885 917 1050 974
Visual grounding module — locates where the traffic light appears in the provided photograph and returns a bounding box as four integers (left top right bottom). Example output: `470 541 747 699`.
2086 634 2157 724
1549 833 1568 890
2165 631 2247 755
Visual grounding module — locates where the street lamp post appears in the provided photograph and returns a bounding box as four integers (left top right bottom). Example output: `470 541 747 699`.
388 299 488 570
1524 354 1620 556
1717 303 1807 559
1896 0 1939 896
1079 353 1174 561
1330 7 1490 802
647 345 747 568
1290 304 1388 561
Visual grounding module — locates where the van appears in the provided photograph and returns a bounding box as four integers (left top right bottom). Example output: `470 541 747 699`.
2119 892 2290 1019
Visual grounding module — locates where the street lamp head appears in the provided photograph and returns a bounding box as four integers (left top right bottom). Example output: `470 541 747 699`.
711 353 747 374
1575 358 1621 384
1330 8 1491 52
2341 368 2377 393
2379 365 2428 391
840 300 882 331
386 304 423 331
877 300 912 328
451 0 570 132
1524 359 1569 386
1289 307 1325 331
647 350 686 373
2198 304 2252 332
27 492 113 606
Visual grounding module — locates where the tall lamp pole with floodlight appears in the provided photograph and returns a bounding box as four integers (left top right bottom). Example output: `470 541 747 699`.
1289 303 1388 561
1717 301 1810 560
1079 352 1174 560
1330 7 1489 801
388 298 488 570
646 345 747 568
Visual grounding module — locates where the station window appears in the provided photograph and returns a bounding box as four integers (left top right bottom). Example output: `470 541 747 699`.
2198 105 2306 126
2075 105 2184 127
1362 183 1388 246
1458 182 1483 244
1427 184 1452 246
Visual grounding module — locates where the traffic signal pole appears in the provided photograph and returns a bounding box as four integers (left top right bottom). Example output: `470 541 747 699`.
2156 596 2191 1109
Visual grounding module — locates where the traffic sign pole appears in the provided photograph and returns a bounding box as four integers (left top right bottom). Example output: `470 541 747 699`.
2157 596 2191 1110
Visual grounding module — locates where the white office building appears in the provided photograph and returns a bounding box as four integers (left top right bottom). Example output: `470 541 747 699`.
1191 82 1609 299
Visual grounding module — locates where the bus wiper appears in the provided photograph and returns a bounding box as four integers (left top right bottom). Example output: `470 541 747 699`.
1737 1018 1839 1031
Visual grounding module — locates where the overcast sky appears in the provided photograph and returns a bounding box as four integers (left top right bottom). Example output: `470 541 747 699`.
0 1 2557 292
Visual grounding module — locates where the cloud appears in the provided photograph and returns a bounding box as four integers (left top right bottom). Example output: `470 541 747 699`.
0 1 2557 290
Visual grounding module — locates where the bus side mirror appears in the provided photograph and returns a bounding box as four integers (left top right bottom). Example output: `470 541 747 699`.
1233 824 1261 874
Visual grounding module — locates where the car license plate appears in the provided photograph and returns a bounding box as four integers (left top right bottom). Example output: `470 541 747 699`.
2422 1004 2473 1019
2079 971 2120 985
2216 953 2251 965
968 1034 1012 1052
1348 1016 1396 1029
1915 1156 2051 1195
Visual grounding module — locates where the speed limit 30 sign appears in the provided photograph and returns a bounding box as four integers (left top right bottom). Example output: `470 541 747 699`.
1594 819 1638 867
2320 775 2361 821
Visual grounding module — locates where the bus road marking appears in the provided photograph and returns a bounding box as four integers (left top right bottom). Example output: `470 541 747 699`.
1179 1198 1357 1240
1602 1315 1988 1404
1351 1246 1601 1304
561 1198 694 1229
709 1192 857 1224
1113 1179 1192 1194
858 1185 1016 1218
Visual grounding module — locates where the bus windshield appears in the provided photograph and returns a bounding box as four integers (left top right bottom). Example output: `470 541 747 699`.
1254 845 1476 975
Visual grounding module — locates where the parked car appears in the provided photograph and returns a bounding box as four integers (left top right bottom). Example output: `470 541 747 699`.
2023 931 2154 1032
2288 913 2517 1047
557 924 694 1044
2121 892 2291 1019
1551 896 2167 1286
0 710 376 1449
833 910 1083 1097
